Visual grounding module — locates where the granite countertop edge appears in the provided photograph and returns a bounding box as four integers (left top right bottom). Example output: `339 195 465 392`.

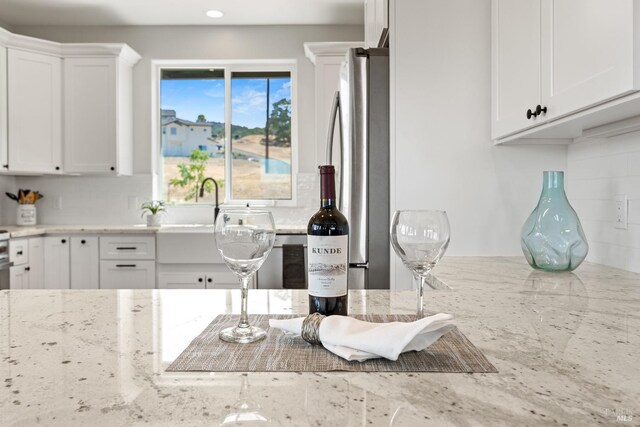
1 224 308 238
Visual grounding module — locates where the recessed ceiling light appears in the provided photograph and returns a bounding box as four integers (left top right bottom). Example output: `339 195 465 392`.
206 10 224 18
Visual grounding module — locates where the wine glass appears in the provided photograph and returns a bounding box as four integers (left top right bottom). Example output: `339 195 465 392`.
390 210 450 319
215 209 276 343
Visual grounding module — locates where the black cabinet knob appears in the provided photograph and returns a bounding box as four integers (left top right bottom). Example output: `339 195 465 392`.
17 250 23 255
207 278 212 283
198 278 203 283
61 239 66 244
3 164 8 169
526 108 537 119
55 166 60 171
81 239 86 245
25 267 30 272
536 104 547 116
110 166 115 171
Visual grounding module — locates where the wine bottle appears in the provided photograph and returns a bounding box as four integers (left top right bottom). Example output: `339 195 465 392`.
307 165 349 316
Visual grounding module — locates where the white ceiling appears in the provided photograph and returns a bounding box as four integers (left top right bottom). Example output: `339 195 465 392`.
0 0 364 27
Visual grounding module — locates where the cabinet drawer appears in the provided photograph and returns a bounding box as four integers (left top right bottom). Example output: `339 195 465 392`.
100 235 155 260
99 260 155 289
9 239 29 266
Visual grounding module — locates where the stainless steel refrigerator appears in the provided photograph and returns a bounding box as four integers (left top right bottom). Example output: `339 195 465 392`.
325 47 390 290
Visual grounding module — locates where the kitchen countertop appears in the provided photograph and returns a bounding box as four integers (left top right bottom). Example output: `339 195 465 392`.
1 223 307 238
1 257 638 425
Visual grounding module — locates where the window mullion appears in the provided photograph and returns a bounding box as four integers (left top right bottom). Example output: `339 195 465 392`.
224 67 232 203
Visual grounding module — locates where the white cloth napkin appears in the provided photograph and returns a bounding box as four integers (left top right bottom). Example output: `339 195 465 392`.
269 313 455 362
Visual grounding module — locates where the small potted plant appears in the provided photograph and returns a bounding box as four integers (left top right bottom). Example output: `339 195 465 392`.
141 200 166 227
6 189 44 226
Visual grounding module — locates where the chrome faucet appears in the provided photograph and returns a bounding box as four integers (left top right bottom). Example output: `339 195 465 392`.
199 177 220 221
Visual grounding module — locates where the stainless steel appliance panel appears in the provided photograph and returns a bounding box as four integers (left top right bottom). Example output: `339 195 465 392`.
339 48 369 266
366 49 390 289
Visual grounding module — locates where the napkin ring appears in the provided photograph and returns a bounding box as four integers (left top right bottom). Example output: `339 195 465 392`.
301 313 326 345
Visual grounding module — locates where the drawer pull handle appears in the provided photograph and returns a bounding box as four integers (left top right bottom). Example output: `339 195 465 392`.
116 247 137 250
81 240 86 245
116 264 137 268
198 278 203 283
24 267 30 272
207 278 212 283
61 239 66 244
17 250 23 255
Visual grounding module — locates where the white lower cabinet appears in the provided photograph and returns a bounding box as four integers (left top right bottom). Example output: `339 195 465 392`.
158 272 206 290
100 260 156 289
9 265 29 289
99 235 156 289
44 236 70 289
27 237 44 288
8 237 44 289
70 237 99 289
157 270 251 290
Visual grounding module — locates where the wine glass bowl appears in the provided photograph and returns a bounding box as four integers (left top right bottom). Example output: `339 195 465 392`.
390 210 450 318
215 209 276 343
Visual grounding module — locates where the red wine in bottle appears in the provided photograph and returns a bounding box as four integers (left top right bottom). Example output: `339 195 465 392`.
307 165 349 316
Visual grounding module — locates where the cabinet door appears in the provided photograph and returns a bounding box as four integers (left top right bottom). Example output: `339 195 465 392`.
44 236 70 289
0 46 7 171
100 260 155 289
206 271 249 289
28 237 44 289
157 272 206 289
7 49 62 173
541 0 636 119
9 265 29 289
64 58 117 174
70 237 99 289
9 238 29 266
491 0 542 139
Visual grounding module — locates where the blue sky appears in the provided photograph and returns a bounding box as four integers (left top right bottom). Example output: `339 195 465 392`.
161 77 291 128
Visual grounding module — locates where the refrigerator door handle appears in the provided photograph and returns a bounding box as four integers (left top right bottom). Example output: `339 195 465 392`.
325 91 344 209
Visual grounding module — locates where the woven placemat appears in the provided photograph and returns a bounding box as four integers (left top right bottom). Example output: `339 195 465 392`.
167 314 497 373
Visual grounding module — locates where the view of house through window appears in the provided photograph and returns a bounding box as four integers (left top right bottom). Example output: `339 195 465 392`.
160 68 292 204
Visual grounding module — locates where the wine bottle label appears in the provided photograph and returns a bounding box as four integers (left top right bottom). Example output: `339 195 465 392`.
307 235 348 297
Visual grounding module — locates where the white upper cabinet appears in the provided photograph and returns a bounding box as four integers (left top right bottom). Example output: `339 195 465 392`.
541 0 636 119
7 49 62 173
492 0 640 142
63 48 138 175
0 27 140 175
492 0 542 139
0 46 7 171
365 0 388 48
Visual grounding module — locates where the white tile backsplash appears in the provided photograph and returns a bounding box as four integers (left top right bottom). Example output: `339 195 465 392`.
568 130 640 273
0 172 319 228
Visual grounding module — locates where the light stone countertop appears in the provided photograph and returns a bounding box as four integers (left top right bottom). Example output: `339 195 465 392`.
1 223 307 238
1 257 638 426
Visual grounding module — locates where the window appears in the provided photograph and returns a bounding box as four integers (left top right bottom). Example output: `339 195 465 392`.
170 127 176 135
158 64 295 204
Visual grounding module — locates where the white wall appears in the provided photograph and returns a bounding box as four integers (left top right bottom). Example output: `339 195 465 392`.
3 25 362 225
390 0 567 285
568 133 640 273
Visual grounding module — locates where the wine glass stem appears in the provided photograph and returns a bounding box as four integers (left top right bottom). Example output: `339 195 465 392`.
416 275 427 319
238 275 251 329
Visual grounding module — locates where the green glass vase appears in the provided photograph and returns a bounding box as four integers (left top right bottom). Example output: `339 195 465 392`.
521 171 589 271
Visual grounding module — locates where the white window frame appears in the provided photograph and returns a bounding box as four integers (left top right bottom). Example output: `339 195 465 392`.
151 59 298 207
